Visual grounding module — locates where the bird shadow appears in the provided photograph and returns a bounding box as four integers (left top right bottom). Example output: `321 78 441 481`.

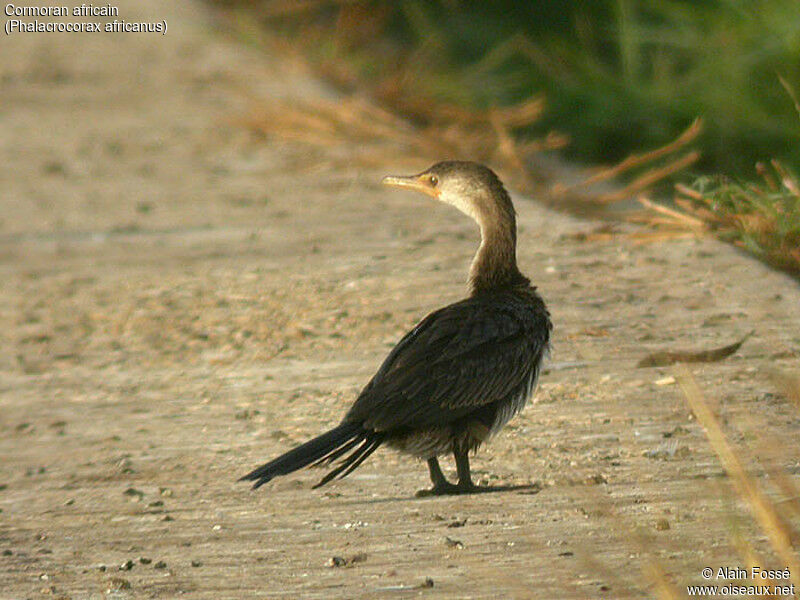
330 482 542 506
415 482 543 498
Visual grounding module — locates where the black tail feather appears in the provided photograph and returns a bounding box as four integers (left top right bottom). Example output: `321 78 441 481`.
239 422 384 490
311 435 384 489
310 434 365 468
240 422 362 489
336 437 383 480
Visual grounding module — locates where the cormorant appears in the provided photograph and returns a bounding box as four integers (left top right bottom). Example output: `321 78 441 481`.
240 161 551 495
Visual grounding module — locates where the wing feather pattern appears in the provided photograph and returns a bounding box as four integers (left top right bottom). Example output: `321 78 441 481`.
345 291 550 432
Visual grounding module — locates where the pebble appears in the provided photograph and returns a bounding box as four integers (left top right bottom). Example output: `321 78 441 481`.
123 487 144 501
447 519 467 528
326 556 347 568
119 559 134 571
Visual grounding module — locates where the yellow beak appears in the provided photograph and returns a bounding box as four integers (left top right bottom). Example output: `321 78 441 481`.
381 174 439 198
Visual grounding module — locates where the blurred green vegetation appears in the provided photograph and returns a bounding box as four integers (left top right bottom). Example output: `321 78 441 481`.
247 0 800 176
216 0 800 274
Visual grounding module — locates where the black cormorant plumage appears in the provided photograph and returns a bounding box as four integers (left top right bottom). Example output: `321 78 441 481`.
240 161 551 495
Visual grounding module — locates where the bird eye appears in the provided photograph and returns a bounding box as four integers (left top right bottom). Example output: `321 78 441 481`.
429 175 439 186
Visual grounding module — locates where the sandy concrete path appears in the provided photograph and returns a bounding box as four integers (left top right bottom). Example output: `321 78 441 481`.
2 2 799 598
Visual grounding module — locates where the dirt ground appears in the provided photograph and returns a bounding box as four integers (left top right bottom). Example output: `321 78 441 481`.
2 2 800 599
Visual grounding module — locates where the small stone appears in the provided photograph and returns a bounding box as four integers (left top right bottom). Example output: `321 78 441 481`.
447 519 467 528
326 556 347 568
64 498 75 506
138 557 151 565
162 515 174 522
656 518 670 531
123 487 144 501
421 577 434 588
191 560 202 567
119 559 134 571
655 376 676 386
153 560 167 569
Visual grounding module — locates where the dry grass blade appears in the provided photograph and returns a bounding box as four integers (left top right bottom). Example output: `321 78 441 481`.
673 197 718 223
492 96 546 128
674 183 704 201
675 366 800 587
638 332 751 367
598 151 700 204
236 89 559 192
639 160 800 276
636 196 706 230
579 118 703 188
771 159 800 198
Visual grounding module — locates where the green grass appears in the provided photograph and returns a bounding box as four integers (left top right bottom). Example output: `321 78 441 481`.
211 0 800 274
681 163 800 275
216 1 800 174
258 0 800 177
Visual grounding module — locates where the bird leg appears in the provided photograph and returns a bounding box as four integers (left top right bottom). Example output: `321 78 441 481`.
427 457 451 487
416 457 460 496
454 446 481 493
417 451 482 496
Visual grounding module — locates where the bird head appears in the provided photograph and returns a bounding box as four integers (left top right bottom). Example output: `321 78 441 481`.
381 161 514 228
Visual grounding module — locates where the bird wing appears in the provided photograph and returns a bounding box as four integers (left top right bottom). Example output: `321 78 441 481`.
345 293 550 431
